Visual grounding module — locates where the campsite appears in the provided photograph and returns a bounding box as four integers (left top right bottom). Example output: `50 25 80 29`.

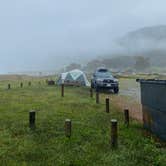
0 75 165 165
1 1 166 165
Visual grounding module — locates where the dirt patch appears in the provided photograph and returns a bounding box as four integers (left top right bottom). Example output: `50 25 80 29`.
109 78 143 122
119 78 140 101
111 95 143 123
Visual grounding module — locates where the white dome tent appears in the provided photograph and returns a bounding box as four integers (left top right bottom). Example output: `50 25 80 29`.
57 69 90 86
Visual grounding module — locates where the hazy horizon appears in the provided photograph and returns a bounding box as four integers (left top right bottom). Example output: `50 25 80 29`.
0 0 166 74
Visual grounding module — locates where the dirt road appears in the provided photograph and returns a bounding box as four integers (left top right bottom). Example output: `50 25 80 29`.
112 78 143 122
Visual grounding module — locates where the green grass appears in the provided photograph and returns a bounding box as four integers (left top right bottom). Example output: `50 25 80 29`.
0 80 165 166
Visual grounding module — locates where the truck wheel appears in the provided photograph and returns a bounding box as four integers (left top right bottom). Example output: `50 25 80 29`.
114 87 119 94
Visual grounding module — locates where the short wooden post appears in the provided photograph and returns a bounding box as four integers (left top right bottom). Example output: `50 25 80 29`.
29 110 36 129
111 119 118 148
38 81 41 85
65 119 71 138
90 88 93 98
106 98 110 113
20 82 23 88
8 84 11 89
61 84 64 97
124 109 129 127
96 91 99 104
28 81 31 86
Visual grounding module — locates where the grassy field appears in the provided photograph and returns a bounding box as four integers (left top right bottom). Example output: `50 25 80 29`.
0 79 165 166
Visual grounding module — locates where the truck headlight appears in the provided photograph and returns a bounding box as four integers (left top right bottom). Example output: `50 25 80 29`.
114 79 119 83
96 79 103 84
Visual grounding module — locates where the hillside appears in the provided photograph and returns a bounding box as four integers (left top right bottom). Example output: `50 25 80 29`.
84 25 166 72
118 25 166 53
84 53 166 73
74 25 166 73
123 25 166 41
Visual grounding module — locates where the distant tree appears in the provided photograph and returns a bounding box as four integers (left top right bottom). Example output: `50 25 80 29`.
65 63 81 71
134 56 150 71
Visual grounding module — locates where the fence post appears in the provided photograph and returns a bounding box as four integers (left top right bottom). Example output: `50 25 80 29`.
20 82 23 88
90 88 93 98
29 110 36 129
96 91 99 104
110 119 118 148
8 84 11 90
124 109 129 127
28 81 31 86
106 98 110 113
61 84 64 97
65 119 71 138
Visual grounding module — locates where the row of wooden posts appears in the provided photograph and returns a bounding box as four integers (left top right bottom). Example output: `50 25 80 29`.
7 81 43 89
8 82 130 148
7 80 57 89
29 110 129 148
29 83 130 148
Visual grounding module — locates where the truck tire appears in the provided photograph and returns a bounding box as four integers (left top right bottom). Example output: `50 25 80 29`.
114 87 119 94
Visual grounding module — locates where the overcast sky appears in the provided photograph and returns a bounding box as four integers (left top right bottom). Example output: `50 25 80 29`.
0 0 166 73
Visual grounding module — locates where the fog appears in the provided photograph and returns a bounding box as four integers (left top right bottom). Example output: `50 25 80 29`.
0 0 166 73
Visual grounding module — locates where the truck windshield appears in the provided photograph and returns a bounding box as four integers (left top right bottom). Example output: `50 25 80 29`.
96 71 113 78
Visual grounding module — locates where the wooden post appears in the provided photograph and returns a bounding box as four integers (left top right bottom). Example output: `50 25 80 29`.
8 84 11 90
20 82 23 88
90 88 93 98
65 119 71 138
38 81 41 85
124 109 129 127
96 91 99 104
106 98 110 113
28 81 31 86
29 110 36 129
111 119 118 148
61 84 64 97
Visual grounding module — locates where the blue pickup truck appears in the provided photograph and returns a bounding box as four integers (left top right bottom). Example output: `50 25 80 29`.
91 67 119 93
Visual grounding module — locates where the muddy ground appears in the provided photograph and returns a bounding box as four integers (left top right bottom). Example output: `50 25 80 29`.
111 78 142 122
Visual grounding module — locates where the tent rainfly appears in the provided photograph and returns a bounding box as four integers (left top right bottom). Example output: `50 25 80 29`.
57 69 90 86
